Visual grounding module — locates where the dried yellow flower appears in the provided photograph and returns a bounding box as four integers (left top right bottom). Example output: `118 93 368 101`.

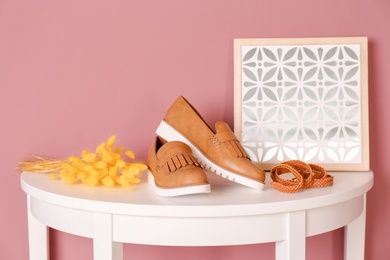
82 153 97 163
18 135 146 188
102 176 115 187
106 135 116 147
125 151 135 159
115 160 126 168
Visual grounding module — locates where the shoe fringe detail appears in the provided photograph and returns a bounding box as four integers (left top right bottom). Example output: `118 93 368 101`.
226 140 249 159
157 153 202 174
213 129 250 159
210 137 249 159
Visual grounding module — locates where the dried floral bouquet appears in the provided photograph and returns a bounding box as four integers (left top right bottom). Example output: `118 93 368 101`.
18 135 147 188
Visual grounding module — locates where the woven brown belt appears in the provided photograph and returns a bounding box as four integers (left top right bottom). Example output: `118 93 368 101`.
270 160 334 193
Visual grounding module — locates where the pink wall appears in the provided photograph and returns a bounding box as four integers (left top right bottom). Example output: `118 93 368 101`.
1 0 389 259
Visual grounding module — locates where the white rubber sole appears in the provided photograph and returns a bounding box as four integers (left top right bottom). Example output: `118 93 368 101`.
147 171 211 197
156 120 265 190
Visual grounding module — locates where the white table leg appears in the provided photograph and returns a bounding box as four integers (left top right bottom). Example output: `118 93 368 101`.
92 213 123 260
344 194 367 260
276 211 306 260
27 196 50 260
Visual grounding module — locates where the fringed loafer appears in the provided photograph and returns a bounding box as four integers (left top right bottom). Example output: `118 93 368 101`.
147 136 211 197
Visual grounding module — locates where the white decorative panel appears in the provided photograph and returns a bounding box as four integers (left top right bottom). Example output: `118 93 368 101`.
234 38 369 171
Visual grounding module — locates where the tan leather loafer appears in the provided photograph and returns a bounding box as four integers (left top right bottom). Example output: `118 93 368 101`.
147 136 210 196
156 96 265 189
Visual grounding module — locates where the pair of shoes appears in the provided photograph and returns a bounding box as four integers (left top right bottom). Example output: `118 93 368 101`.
147 96 266 197
270 160 334 193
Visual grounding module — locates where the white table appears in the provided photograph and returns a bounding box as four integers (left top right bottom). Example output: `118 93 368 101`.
21 170 373 260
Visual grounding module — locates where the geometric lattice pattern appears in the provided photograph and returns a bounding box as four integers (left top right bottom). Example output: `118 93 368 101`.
241 44 362 164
